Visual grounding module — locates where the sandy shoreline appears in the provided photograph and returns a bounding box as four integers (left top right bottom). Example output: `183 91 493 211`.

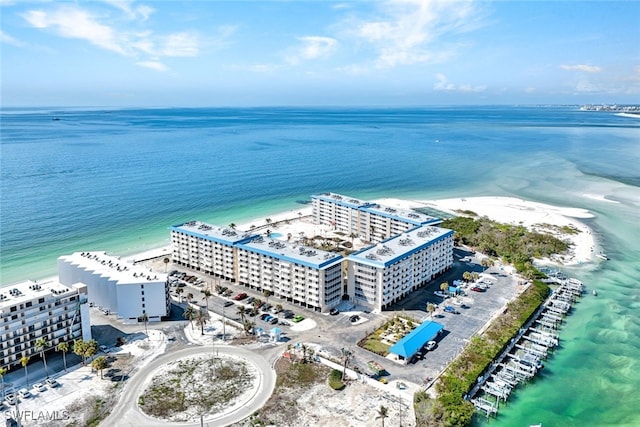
5 196 598 287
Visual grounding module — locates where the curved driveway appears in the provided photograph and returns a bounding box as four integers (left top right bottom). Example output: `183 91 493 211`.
102 345 276 427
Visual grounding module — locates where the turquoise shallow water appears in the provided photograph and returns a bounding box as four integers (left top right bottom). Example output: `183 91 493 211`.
1 106 639 425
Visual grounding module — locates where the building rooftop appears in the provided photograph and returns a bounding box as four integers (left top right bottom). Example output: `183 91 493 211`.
59 251 166 285
170 221 258 245
348 225 453 268
0 279 76 310
312 192 376 209
362 203 442 226
389 321 444 359
237 235 344 269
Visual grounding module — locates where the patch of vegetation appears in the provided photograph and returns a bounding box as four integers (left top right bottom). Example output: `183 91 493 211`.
248 358 330 426
414 390 433 427
328 369 345 390
65 393 117 427
426 280 550 427
139 355 254 421
442 216 569 278
357 315 418 356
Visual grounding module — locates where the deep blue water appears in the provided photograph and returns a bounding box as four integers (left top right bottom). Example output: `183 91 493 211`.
1 106 639 425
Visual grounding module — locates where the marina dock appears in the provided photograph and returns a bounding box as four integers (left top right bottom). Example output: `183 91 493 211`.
467 274 584 417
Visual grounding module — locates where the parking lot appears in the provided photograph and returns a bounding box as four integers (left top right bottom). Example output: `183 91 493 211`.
145 247 523 388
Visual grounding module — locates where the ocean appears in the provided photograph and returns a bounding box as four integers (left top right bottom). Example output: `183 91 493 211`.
1 106 639 426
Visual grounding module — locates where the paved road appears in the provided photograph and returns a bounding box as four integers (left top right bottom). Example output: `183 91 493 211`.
102 345 276 427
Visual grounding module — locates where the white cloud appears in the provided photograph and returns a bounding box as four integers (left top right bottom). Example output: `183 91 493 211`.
102 0 154 21
21 4 200 69
352 0 486 68
434 73 486 92
136 60 167 72
286 36 337 65
561 64 602 73
0 29 25 46
22 7 129 55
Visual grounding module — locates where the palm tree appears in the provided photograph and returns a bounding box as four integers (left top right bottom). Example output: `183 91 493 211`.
0 366 7 398
349 232 357 245
186 292 194 304
57 342 69 371
287 232 292 241
195 309 209 335
228 223 236 230
340 348 353 382
163 257 170 272
20 356 30 387
73 339 86 365
183 306 196 330
236 305 248 328
176 287 184 302
376 405 389 427
91 356 109 379
202 289 212 308
140 312 149 340
263 289 273 305
462 271 473 282
36 337 49 377
481 258 494 271
265 218 272 226
426 303 436 318
440 282 449 293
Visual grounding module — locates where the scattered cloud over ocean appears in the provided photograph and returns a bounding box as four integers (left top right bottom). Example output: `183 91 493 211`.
286 36 338 65
351 0 486 69
561 64 602 73
434 73 486 92
20 2 200 71
0 29 25 46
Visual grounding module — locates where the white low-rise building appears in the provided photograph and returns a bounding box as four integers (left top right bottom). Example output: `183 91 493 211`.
57 251 169 323
0 279 91 371
347 225 454 312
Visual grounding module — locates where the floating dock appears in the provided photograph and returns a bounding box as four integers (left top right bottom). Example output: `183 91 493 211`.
468 275 584 417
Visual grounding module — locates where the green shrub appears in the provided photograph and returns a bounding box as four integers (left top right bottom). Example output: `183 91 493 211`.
328 369 345 390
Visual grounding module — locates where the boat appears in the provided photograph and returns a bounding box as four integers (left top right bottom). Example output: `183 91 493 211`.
596 253 609 261
592 290 597 296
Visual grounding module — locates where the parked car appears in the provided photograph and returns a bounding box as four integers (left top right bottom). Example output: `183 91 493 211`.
349 315 360 323
471 286 485 292
99 345 110 353
233 292 248 301
18 388 31 399
329 308 339 315
45 378 60 388
282 310 294 319
223 300 235 307
434 291 448 298
292 314 305 323
264 315 273 322
425 340 437 351
245 296 255 304
279 320 290 326
262 304 273 312
444 305 460 314
33 383 46 393
217 286 228 294
5 393 16 405
260 313 270 320
271 306 282 314
268 317 279 324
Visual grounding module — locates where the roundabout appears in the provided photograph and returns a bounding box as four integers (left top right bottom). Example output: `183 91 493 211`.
102 345 276 426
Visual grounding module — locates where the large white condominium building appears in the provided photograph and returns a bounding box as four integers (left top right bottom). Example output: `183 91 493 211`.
169 221 344 312
236 236 344 312
57 251 169 323
0 279 91 371
347 225 454 312
311 192 442 243
170 221 257 282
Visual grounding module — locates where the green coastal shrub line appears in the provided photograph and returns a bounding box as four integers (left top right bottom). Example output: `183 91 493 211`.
426 280 550 426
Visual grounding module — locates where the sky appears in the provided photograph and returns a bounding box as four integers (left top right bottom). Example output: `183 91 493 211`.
1 0 639 107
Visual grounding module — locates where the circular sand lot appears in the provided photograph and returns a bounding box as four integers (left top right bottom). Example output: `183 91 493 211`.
102 346 276 426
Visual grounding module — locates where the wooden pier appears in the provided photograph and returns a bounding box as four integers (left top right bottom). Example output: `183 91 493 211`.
468 274 584 417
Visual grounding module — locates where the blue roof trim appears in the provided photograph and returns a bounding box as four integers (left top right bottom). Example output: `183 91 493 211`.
236 244 344 270
388 321 444 358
